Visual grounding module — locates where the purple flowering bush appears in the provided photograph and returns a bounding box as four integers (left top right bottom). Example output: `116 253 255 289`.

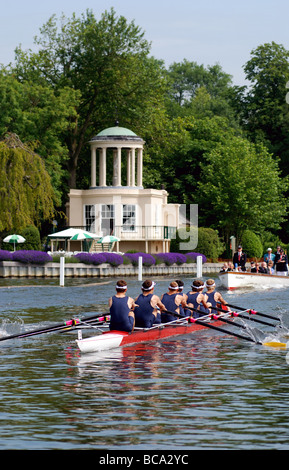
154 253 184 266
102 253 124 266
0 249 207 267
74 253 107 265
11 250 53 264
185 252 207 264
0 250 13 261
124 252 156 267
74 252 123 267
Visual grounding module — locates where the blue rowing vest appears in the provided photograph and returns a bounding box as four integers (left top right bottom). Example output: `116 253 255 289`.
186 291 208 318
205 290 217 309
134 294 155 328
109 296 134 332
161 293 178 323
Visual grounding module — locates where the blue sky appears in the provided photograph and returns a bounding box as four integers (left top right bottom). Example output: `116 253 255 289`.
1 0 289 86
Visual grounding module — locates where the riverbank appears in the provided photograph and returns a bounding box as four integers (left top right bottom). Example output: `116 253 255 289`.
0 260 223 278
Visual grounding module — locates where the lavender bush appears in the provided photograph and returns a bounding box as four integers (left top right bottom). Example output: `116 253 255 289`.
124 252 156 267
102 253 124 266
185 252 207 264
11 250 53 264
0 249 207 267
74 253 107 265
0 250 13 261
74 252 123 267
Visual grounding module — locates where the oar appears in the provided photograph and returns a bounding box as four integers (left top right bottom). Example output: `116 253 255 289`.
0 312 110 342
225 303 280 321
186 306 288 349
210 306 276 327
189 316 260 344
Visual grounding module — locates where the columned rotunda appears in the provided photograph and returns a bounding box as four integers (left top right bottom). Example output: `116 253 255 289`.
90 126 144 188
67 125 179 253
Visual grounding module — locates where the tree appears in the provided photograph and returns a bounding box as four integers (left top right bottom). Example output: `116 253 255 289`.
0 70 79 203
196 136 289 245
236 42 289 173
0 134 56 231
12 9 168 191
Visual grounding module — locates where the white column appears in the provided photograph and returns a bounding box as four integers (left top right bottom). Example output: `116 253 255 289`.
113 148 122 186
91 146 96 187
127 149 131 186
99 147 107 186
131 148 135 186
137 148 143 187
116 147 122 186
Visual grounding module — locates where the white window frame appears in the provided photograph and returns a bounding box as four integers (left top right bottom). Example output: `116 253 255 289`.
122 204 137 232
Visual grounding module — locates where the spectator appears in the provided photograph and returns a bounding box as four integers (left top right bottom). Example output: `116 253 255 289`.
264 248 275 265
233 245 247 272
275 249 288 276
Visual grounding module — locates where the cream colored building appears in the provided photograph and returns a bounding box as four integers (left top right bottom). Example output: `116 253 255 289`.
67 125 180 253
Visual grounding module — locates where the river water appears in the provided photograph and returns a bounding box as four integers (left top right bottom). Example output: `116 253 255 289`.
0 274 289 451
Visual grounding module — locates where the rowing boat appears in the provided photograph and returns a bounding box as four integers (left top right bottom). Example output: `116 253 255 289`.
218 271 289 290
76 317 227 353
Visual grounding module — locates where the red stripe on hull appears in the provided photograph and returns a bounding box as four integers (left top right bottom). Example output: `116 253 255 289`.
110 320 224 348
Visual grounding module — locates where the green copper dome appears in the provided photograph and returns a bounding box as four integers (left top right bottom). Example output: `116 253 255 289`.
90 125 143 143
97 126 137 137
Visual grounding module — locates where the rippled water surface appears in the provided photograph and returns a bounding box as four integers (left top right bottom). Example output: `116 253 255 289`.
1 275 289 450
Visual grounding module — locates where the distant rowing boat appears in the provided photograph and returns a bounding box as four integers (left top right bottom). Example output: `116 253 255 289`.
218 271 289 290
76 317 230 353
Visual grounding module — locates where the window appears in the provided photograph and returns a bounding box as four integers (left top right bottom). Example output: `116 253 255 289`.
122 204 136 231
85 205 96 232
101 204 115 236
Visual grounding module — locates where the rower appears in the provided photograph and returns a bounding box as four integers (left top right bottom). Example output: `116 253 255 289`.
204 279 229 313
161 281 186 323
108 280 135 332
183 280 210 318
134 279 165 328
175 279 186 317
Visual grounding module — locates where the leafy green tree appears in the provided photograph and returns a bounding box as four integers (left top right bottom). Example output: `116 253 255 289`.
235 42 289 173
12 9 168 191
0 134 56 232
241 230 263 258
0 70 79 203
196 136 289 245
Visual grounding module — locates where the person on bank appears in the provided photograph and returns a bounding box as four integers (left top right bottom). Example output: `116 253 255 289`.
275 248 288 276
183 280 210 318
108 280 136 332
264 248 275 265
232 245 247 272
161 281 186 323
134 279 165 328
204 279 229 313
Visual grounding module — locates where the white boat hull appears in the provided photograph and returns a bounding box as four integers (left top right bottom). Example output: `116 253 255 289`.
219 271 289 290
76 331 128 353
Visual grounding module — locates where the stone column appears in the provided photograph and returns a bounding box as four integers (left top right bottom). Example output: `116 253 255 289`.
99 147 107 186
131 148 135 187
113 147 122 186
127 149 131 186
137 147 143 187
91 147 96 187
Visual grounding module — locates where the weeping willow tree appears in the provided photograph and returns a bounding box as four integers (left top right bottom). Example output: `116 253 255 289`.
0 134 56 231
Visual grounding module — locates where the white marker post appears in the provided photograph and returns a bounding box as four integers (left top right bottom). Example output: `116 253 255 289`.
60 252 65 287
138 256 143 281
197 255 202 278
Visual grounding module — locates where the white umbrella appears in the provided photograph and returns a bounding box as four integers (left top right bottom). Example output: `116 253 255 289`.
3 234 26 251
70 231 98 241
97 235 120 244
97 235 120 251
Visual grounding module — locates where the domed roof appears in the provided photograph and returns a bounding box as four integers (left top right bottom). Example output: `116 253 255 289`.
90 125 143 143
97 126 137 137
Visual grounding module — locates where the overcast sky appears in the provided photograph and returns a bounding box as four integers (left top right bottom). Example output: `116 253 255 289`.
1 0 289 86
